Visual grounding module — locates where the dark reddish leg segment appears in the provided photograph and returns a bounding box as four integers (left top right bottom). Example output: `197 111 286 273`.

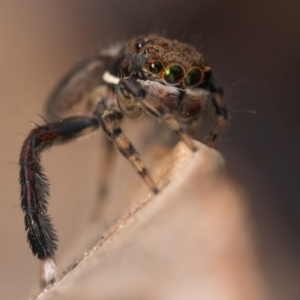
19 117 99 269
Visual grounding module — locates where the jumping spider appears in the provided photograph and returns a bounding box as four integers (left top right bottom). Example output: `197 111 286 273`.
19 35 227 284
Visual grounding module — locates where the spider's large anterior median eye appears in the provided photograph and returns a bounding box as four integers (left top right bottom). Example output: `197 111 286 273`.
149 61 163 74
164 65 184 84
184 68 204 86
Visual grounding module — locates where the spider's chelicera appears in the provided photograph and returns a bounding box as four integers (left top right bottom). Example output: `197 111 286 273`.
19 35 227 284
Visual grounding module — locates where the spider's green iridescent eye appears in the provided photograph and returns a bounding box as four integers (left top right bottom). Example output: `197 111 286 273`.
185 68 203 86
164 65 184 84
149 61 163 74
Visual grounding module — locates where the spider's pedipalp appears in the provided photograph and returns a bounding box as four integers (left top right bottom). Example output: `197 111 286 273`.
117 77 197 152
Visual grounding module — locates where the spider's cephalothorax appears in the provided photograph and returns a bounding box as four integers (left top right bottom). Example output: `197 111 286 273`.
108 36 220 124
19 35 227 284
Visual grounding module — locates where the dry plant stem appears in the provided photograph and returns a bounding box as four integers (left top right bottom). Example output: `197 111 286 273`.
32 141 270 300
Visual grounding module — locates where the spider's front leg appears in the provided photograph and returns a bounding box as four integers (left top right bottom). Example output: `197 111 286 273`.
117 77 197 152
97 101 159 194
19 116 99 284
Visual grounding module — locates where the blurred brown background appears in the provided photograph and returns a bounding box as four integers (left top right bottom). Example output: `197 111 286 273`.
0 0 300 299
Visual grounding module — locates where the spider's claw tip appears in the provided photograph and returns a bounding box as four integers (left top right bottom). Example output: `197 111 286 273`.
41 258 57 285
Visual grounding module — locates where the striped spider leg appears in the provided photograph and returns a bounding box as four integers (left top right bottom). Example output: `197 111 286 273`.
96 99 159 194
200 77 228 146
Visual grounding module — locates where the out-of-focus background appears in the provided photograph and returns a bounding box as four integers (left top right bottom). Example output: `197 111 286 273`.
1 1 300 299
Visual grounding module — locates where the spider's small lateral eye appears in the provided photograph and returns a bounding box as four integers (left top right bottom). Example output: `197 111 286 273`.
135 39 146 51
184 68 204 87
164 65 184 84
149 61 163 74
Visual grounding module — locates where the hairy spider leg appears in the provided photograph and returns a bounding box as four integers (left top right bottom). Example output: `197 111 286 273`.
206 87 228 146
97 100 159 194
117 77 197 152
19 116 99 284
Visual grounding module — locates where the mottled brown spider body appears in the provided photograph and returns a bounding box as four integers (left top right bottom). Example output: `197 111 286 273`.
19 35 227 284
111 36 213 125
